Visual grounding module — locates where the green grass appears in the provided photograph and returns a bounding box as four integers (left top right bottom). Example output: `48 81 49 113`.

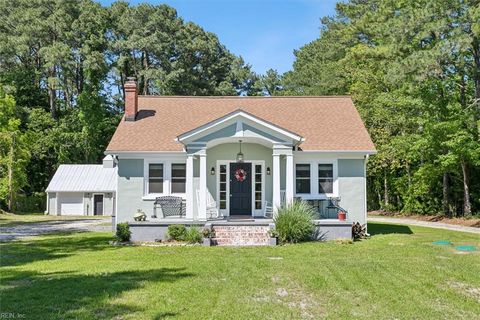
0 223 479 319
0 213 105 227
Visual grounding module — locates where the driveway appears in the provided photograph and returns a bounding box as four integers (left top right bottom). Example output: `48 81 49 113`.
0 217 112 241
368 216 480 234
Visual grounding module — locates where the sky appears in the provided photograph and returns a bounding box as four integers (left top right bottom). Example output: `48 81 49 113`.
98 0 339 75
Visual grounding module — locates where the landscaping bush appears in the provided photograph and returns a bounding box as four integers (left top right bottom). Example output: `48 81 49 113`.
13 192 46 213
274 201 315 244
116 223 131 242
352 222 367 240
184 227 203 244
167 224 187 241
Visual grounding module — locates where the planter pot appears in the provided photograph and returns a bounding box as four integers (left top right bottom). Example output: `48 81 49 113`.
268 237 278 246
202 238 212 247
338 211 346 221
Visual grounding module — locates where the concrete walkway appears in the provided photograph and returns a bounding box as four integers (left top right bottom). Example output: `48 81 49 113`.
368 216 480 234
0 218 111 241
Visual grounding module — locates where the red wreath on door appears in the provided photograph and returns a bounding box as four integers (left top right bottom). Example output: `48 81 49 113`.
235 168 247 182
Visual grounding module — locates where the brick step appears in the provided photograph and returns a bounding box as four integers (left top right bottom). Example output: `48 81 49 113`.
211 225 271 246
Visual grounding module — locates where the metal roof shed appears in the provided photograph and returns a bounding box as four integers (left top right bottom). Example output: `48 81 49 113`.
45 164 117 216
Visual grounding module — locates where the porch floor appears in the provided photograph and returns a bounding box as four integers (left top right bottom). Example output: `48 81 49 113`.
128 217 351 226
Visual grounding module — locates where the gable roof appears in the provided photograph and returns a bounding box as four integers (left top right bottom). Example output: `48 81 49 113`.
46 165 117 192
176 109 304 144
106 96 376 152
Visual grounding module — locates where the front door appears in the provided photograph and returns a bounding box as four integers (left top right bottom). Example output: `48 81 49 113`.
229 163 252 216
93 194 104 216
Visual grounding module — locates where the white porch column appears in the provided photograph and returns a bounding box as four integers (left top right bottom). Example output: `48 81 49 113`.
272 153 281 212
198 150 207 220
185 154 194 219
285 151 294 204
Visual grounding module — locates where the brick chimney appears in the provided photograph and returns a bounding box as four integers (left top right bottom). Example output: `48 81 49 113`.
124 77 138 121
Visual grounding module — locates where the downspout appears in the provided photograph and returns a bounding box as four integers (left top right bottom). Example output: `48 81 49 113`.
364 154 369 233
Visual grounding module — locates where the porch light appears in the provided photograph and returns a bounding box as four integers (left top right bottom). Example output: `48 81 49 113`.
266 167 271 175
210 167 215 175
236 140 244 162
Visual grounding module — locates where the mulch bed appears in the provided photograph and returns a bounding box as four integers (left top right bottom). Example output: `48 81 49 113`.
369 210 480 228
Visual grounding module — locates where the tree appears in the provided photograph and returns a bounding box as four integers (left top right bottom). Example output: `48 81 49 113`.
0 86 30 211
284 0 480 215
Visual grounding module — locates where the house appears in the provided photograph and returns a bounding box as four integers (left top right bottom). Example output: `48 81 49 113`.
45 157 117 216
104 78 376 243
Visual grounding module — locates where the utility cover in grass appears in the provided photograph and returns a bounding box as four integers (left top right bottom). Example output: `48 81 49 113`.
455 245 476 252
433 240 452 245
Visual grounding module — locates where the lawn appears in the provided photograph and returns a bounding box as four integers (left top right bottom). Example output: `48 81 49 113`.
0 223 479 319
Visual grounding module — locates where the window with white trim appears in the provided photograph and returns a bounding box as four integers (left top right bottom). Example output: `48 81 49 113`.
219 165 227 209
254 164 262 209
148 164 164 194
295 164 310 194
171 163 186 193
318 164 333 194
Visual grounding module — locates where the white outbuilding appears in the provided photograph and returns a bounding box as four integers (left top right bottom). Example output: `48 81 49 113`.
45 156 117 216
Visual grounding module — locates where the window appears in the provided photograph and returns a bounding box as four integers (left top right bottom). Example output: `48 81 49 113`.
148 164 163 194
219 165 227 209
171 163 186 193
318 164 333 193
254 165 262 209
296 164 310 194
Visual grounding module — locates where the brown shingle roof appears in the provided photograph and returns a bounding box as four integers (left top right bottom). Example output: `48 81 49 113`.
106 96 375 152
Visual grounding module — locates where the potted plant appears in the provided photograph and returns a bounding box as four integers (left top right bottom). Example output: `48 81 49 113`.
337 210 346 221
202 226 213 246
268 228 278 246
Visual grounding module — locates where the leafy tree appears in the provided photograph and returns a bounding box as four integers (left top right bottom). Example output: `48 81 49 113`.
284 0 480 215
0 86 30 211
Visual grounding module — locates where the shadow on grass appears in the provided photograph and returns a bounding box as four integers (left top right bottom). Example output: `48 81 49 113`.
368 222 413 236
1 268 191 319
0 233 116 267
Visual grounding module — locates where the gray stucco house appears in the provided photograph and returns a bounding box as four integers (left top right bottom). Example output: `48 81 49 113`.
103 79 375 243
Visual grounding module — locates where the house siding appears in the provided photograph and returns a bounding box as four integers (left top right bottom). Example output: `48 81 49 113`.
338 159 366 225
48 193 56 215
115 153 367 224
117 159 150 223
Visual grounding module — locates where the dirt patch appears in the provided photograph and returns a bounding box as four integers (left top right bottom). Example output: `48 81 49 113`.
251 276 324 319
448 281 480 303
369 211 480 228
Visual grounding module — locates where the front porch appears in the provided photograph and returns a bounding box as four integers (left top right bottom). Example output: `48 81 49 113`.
128 217 353 244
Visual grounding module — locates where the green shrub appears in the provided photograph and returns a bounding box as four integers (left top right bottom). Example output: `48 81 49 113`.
167 224 187 241
116 223 131 242
274 201 315 244
14 192 46 213
184 227 203 244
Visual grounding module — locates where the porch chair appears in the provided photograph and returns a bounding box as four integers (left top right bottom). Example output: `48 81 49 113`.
153 196 184 218
196 190 221 219
263 201 274 218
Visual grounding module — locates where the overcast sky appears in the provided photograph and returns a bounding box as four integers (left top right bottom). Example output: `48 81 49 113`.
98 0 339 74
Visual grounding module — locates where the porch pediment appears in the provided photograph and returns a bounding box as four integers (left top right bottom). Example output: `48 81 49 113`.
176 109 304 148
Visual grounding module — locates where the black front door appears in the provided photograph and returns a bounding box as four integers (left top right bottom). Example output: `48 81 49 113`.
94 194 103 216
229 163 252 216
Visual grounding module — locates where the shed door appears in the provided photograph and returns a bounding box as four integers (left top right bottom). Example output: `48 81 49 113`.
94 194 104 216
58 193 83 215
